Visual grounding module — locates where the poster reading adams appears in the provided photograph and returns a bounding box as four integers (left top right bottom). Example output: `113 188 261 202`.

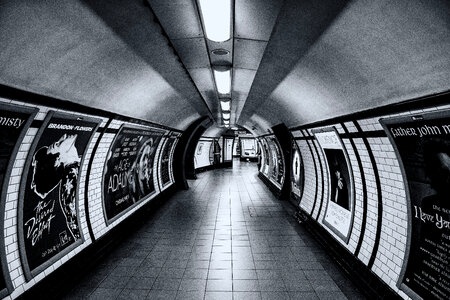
314 128 354 242
103 125 164 222
0 104 36 293
19 111 100 278
381 111 450 300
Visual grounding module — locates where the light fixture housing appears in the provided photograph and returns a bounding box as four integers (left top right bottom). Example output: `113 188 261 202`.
220 100 231 111
214 69 231 94
198 0 231 42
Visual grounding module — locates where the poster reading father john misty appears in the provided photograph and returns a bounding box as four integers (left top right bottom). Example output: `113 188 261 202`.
19 111 100 278
314 128 354 242
103 125 164 222
0 104 37 293
381 111 450 300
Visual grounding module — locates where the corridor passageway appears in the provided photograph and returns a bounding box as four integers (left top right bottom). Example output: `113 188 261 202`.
64 160 365 300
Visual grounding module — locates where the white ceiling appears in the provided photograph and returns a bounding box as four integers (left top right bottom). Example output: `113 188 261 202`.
0 0 448 135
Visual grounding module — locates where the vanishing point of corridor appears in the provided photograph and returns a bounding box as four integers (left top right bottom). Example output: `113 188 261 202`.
64 160 365 300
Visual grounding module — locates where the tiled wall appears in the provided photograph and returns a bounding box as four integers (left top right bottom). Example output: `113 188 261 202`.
0 98 180 299
288 102 450 299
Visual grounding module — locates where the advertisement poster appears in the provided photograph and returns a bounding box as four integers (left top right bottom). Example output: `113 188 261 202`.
268 137 284 186
291 139 304 203
103 125 164 222
314 128 354 241
261 138 270 175
0 104 37 293
381 111 450 300
19 111 100 279
159 135 177 187
194 140 212 169
241 138 257 158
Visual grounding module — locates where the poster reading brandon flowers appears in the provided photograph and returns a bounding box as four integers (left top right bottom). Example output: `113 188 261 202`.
19 111 100 278
103 125 164 222
381 111 450 300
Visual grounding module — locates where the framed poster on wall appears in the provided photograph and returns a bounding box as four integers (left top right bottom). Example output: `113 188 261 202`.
159 133 178 188
102 125 165 223
268 137 285 188
18 111 101 280
314 127 354 243
0 103 37 295
380 110 450 300
261 137 271 176
291 139 305 205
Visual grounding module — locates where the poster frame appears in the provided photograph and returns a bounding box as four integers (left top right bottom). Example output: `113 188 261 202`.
267 136 285 188
290 138 305 206
17 110 101 281
313 127 355 243
379 110 450 300
158 132 179 189
0 103 37 296
101 124 166 226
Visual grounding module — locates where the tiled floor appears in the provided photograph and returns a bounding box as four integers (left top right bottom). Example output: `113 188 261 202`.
64 160 366 299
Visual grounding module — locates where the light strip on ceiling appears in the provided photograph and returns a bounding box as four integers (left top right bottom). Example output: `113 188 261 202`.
222 112 230 120
220 100 231 111
198 0 231 42
214 70 231 94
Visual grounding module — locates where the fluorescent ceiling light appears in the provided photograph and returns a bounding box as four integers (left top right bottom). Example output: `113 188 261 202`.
214 70 231 94
220 100 231 111
222 112 230 120
223 119 230 123
198 0 231 42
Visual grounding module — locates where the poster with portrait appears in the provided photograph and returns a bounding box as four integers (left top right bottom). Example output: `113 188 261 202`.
103 125 165 222
381 110 450 300
268 137 284 187
18 111 100 279
291 139 304 204
314 128 354 242
159 133 178 187
0 104 37 294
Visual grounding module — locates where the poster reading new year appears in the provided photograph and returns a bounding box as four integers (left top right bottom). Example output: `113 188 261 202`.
381 111 450 300
314 128 354 242
19 111 100 278
103 125 164 222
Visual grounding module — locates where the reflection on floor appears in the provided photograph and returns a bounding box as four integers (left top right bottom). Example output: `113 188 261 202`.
64 159 365 299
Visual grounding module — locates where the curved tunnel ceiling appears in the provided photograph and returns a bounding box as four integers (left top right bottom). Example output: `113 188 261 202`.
0 0 449 134
0 0 211 130
239 0 450 134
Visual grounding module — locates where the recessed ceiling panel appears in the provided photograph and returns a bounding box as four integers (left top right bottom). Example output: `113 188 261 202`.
233 69 257 94
188 68 215 91
149 1 203 39
235 0 285 41
234 39 267 70
172 38 210 68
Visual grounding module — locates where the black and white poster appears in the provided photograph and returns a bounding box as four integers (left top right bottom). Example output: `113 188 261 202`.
19 111 100 279
268 137 284 187
261 138 270 175
314 128 354 241
103 125 164 222
381 111 450 300
159 135 177 187
0 104 37 294
291 139 304 204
